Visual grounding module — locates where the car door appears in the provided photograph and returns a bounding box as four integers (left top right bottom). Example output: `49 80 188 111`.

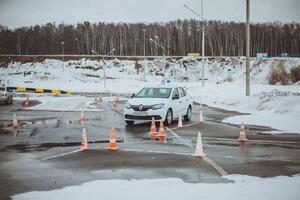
171 88 181 118
179 87 189 114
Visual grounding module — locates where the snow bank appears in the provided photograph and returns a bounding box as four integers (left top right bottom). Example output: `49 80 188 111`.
12 174 300 200
1 57 300 93
191 83 300 133
223 89 300 133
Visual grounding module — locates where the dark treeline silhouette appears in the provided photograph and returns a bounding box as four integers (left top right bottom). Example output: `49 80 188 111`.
0 20 299 56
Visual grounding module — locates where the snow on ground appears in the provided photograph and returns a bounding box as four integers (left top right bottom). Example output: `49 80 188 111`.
20 95 98 112
12 174 300 200
1 57 299 133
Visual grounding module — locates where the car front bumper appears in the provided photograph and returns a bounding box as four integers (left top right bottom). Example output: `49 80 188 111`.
0 96 8 102
124 108 166 121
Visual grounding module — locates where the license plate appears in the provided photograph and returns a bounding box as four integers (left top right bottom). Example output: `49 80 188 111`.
133 111 148 116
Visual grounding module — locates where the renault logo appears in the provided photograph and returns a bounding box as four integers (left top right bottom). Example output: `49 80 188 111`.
138 104 143 111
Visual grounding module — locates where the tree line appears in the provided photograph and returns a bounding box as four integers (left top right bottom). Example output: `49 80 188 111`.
0 19 299 57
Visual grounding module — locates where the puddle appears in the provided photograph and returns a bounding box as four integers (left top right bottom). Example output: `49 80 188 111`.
207 141 299 149
6 139 125 152
0 128 13 135
24 119 58 125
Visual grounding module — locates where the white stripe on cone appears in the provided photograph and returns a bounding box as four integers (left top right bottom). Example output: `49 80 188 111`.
12 113 19 128
238 122 248 142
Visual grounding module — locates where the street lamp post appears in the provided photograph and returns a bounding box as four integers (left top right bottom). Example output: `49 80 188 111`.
143 29 147 81
61 41 64 62
91 49 116 89
154 35 158 56
183 2 205 86
150 37 166 83
150 38 165 56
61 41 64 72
246 0 250 96
75 37 79 55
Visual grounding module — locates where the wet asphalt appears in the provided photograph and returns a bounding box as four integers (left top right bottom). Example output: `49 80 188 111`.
0 94 300 200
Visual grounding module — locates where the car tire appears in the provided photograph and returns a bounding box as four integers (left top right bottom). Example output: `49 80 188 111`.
5 98 10 105
184 106 192 121
165 109 173 126
126 120 134 126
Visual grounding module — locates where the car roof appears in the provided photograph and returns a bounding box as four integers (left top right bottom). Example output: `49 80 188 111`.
144 85 177 89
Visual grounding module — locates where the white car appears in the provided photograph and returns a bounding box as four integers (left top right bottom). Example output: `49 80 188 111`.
124 86 193 126
0 86 13 105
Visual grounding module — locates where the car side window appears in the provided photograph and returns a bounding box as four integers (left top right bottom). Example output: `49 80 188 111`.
172 88 179 99
179 87 186 97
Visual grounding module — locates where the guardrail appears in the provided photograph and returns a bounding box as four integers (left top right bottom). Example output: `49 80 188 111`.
2 86 72 95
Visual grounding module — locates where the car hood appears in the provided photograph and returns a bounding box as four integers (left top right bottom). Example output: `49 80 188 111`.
127 97 169 106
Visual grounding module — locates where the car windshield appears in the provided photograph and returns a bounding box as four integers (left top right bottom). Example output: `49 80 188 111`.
135 87 172 98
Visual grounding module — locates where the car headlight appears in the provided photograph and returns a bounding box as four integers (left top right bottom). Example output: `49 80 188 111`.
152 103 164 110
125 103 131 109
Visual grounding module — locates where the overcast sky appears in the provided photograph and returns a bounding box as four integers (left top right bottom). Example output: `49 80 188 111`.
0 0 299 29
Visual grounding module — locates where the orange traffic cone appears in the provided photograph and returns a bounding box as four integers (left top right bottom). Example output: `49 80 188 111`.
24 96 29 107
12 113 19 129
238 122 248 142
157 119 166 142
198 104 204 123
80 128 88 151
112 100 118 108
149 117 157 140
108 127 119 150
115 93 120 103
194 132 206 157
95 95 102 105
177 114 183 128
95 96 99 104
80 109 86 121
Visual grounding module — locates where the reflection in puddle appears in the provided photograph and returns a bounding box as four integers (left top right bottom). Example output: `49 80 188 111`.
24 119 58 125
239 142 247 152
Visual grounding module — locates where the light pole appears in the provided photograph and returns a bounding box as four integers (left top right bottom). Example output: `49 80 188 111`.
75 37 79 55
143 29 147 81
246 0 250 96
154 35 158 56
150 37 166 82
61 41 64 61
183 2 205 86
61 41 64 72
92 48 116 89
150 38 165 56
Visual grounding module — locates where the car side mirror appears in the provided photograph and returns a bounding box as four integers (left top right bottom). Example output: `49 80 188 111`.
130 93 135 98
172 94 179 100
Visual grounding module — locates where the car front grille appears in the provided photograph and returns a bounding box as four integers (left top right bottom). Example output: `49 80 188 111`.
130 105 152 111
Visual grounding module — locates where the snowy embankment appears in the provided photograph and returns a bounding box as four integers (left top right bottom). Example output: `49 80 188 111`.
190 82 300 133
12 174 300 200
0 57 299 133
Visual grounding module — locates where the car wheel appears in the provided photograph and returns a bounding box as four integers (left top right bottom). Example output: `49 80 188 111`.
184 106 192 121
4 98 9 105
126 120 134 126
165 109 173 126
9 96 13 104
